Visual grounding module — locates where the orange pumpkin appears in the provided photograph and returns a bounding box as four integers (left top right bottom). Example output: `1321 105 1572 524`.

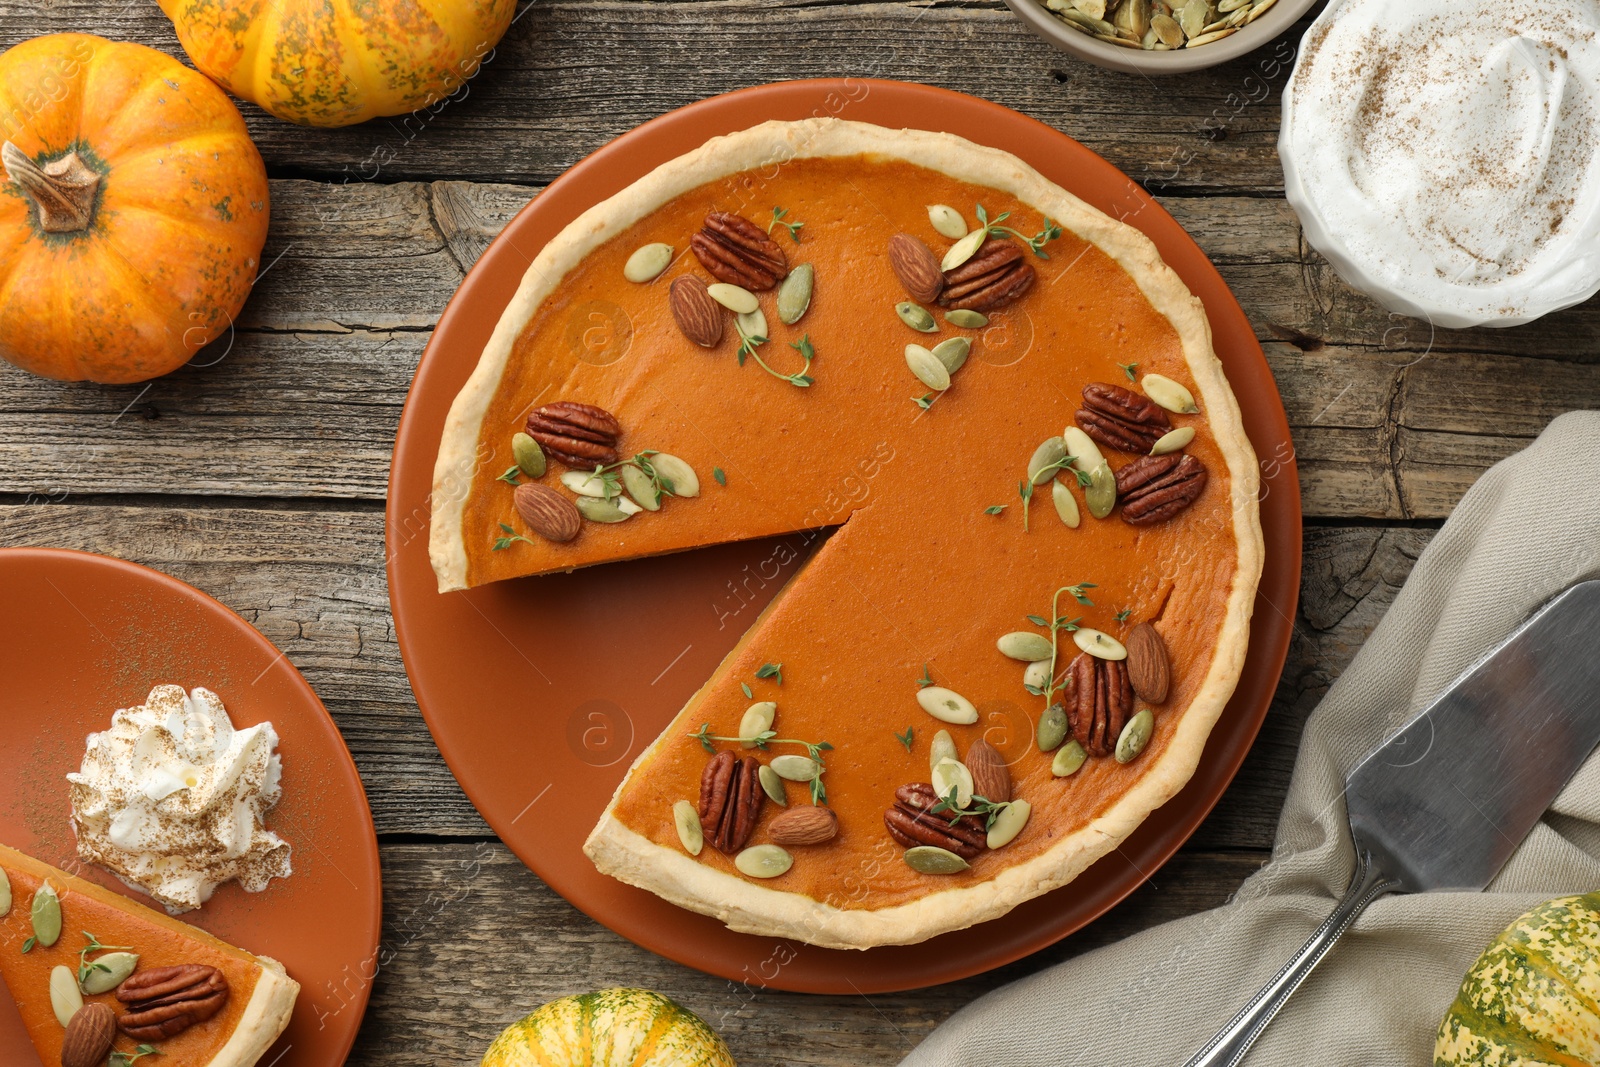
0 33 269 384
158 0 518 128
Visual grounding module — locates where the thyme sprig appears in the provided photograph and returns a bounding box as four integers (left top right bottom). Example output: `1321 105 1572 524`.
737 327 815 387
688 723 834 804
984 504 1007 515
110 1047 160 1067
916 663 935 688
755 662 784 686
895 726 915 752
1018 479 1034 531
496 465 523 486
975 204 1064 259
1118 361 1139 382
492 523 534 551
930 786 1011 830
913 393 934 410
1028 584 1098 710
768 206 803 242
77 931 131 987
714 467 727 487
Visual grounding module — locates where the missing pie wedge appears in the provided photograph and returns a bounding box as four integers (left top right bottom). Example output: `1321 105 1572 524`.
0 842 298 1067
430 119 1263 949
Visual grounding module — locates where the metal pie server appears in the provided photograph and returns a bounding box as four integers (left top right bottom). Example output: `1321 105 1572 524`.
1184 579 1600 1067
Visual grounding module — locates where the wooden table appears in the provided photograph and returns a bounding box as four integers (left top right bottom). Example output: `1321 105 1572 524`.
5 3 1594 1062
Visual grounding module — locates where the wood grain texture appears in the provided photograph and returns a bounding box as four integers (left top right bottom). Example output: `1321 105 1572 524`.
346 843 1267 1065
0 503 1429 848
0 181 1587 517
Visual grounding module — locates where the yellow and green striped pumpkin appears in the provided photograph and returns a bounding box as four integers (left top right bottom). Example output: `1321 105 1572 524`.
1436 892 1600 1065
482 988 736 1067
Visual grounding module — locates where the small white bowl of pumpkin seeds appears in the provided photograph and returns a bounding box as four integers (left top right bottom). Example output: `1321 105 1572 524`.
1005 0 1315 73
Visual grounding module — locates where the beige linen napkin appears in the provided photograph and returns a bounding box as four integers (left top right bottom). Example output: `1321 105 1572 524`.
904 411 1600 1067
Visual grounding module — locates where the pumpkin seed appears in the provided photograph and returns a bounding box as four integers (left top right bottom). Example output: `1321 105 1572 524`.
576 497 631 523
917 686 978 725
1177 0 1209 35
1027 436 1068 485
1038 703 1068 752
1244 0 1277 22
1058 7 1117 34
623 242 674 283
896 301 938 333
758 764 788 806
931 757 974 807
1085 462 1116 519
929 728 958 773
1150 11 1184 45
927 204 968 240
707 282 759 314
1150 426 1196 456
1052 740 1088 777
942 227 987 271
905 344 952 391
0 867 9 916
672 800 703 855
512 432 546 478
1072 0 1107 16
1217 0 1249 10
739 701 777 747
1113 0 1150 36
1142 373 1199 413
1023 658 1053 693
1116 708 1155 764
771 754 821 781
650 453 700 497
621 464 661 510
616 497 643 515
1052 480 1081 528
79 951 138 995
49 965 80 1028
1063 426 1106 472
1187 26 1236 45
986 799 1032 849
737 307 768 340
945 309 989 329
904 845 969 875
736 845 794 879
31 880 60 948
776 263 814 325
1074 627 1128 661
561 470 612 498
998 631 1054 661
931 337 970 374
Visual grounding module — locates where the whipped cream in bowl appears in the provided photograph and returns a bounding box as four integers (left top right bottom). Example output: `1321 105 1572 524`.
1281 0 1600 328
68 684 292 913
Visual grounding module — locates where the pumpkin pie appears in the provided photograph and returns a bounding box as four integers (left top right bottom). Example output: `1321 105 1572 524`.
0 842 297 1067
429 119 1263 949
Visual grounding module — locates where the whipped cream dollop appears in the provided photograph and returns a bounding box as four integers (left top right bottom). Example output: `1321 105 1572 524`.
1282 0 1600 327
68 684 292 913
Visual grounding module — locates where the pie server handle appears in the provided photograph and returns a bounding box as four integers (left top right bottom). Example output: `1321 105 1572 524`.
1178 850 1400 1067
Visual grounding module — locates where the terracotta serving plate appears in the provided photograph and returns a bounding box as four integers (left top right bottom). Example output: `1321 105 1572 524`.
387 79 1301 994
0 548 381 1064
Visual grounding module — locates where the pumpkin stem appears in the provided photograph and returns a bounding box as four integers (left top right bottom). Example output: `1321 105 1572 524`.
2 141 100 234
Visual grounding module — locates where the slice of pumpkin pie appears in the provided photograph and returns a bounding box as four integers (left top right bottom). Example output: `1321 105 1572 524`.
0 842 297 1067
430 118 1264 949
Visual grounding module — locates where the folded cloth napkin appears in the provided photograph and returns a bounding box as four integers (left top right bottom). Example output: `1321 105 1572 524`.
904 411 1600 1067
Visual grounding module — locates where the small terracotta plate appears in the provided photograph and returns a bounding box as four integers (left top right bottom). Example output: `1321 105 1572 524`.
388 79 1301 994
0 547 381 1064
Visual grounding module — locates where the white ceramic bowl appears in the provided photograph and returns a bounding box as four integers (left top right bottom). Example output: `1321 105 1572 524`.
1280 0 1600 329
1004 0 1318 75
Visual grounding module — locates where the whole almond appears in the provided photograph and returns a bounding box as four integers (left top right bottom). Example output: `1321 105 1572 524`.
965 738 1011 803
668 275 724 348
513 483 582 543
888 233 945 304
1125 622 1171 703
60 1002 115 1067
767 805 838 846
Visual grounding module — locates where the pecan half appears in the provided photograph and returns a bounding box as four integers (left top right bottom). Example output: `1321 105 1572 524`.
938 240 1036 311
524 401 621 468
698 750 763 853
116 964 229 1042
1075 382 1171 453
690 212 789 290
1066 652 1134 758
1116 453 1208 525
883 782 986 859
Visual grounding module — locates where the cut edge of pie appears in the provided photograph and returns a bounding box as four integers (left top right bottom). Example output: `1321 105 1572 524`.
0 841 298 1067
429 117 1264 948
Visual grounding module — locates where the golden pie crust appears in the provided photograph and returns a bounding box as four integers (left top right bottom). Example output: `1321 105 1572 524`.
430 119 1263 949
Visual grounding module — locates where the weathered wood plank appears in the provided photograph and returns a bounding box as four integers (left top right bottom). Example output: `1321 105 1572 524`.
2 181 1592 517
0 1 1300 193
348 843 1267 1066
0 503 1431 848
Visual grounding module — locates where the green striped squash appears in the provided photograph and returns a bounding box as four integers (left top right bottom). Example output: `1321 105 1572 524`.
1436 892 1600 1065
482 988 736 1067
